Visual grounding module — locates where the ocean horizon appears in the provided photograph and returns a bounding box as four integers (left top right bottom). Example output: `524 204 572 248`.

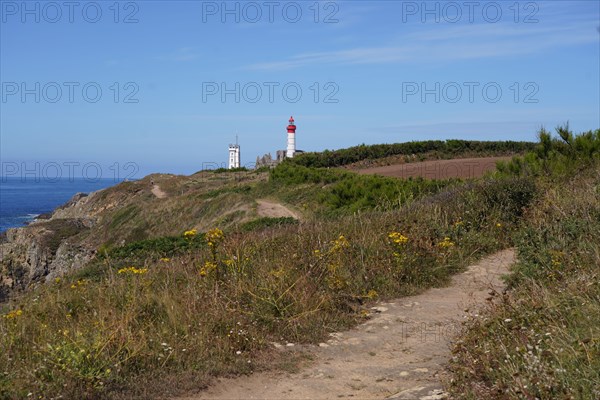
0 177 122 233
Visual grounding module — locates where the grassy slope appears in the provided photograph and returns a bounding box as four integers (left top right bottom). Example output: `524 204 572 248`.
1 134 595 399
23 160 459 256
0 165 537 397
448 128 600 399
22 140 533 254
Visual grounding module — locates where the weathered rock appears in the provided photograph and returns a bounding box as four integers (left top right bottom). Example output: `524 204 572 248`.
0 216 92 301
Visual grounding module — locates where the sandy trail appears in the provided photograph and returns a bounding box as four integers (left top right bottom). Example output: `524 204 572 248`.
151 185 167 199
179 249 515 400
256 200 300 219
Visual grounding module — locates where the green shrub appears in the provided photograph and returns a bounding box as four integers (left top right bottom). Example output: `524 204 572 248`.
94 235 206 271
270 163 456 213
240 217 298 232
496 125 600 178
448 170 600 399
213 167 248 173
448 125 600 399
290 140 535 168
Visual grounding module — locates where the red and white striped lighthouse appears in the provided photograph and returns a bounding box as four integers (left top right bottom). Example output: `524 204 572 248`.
286 116 296 158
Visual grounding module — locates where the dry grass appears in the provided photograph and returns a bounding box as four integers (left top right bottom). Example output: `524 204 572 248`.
0 173 533 399
448 165 600 399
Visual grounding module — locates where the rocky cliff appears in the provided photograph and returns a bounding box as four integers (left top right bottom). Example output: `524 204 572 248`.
0 171 268 301
0 193 97 302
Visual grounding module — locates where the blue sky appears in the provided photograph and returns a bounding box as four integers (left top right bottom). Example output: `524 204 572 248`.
1 0 599 177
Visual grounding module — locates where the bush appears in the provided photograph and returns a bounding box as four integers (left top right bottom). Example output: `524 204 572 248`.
289 140 535 168
213 167 248 173
448 169 600 399
496 125 600 178
448 125 600 399
98 234 205 261
270 163 456 213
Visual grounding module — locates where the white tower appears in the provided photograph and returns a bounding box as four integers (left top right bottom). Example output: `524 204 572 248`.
228 136 240 169
286 116 296 158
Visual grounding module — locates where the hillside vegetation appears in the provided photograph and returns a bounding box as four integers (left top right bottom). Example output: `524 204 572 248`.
4 141 499 304
289 139 535 169
0 131 597 399
448 126 600 399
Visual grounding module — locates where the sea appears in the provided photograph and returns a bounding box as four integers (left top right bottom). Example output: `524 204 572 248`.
0 178 120 233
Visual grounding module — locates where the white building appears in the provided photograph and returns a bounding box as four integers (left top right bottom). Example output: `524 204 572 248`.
228 138 240 169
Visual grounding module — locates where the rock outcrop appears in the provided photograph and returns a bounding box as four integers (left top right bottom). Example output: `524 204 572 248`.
0 171 279 302
0 193 96 302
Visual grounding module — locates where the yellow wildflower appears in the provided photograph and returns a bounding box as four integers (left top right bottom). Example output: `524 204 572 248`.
70 279 88 289
160 257 170 262
331 235 349 252
438 237 455 248
183 229 198 238
366 289 378 299
117 266 148 275
205 228 224 246
550 250 565 267
551 259 561 267
496 223 502 228
199 261 217 276
388 232 408 244
223 259 235 267
3 309 23 319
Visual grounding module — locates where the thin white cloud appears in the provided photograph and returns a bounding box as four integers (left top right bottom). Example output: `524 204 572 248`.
245 20 598 70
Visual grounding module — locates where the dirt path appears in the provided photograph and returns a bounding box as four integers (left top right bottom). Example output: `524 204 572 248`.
151 185 167 199
179 249 515 400
256 199 300 219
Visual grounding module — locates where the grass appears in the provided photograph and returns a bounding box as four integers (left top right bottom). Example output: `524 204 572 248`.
0 172 531 398
1 129 596 399
239 217 298 232
447 126 600 399
269 162 458 213
38 219 90 255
